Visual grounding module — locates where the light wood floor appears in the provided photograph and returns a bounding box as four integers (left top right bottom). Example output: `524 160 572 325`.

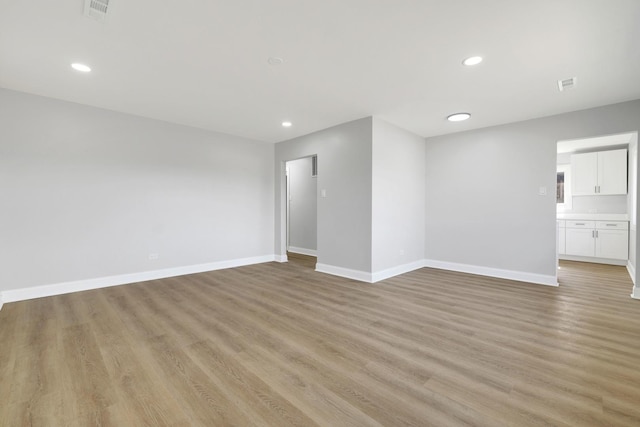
286 251 317 269
1 260 639 426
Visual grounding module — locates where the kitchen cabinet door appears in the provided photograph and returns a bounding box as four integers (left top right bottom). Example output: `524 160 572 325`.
595 229 628 260
571 152 598 196
565 228 595 257
598 149 627 195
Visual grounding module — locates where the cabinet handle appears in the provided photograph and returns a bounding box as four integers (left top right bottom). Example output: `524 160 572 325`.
576 223 585 225
592 230 594 238
606 224 616 226
596 230 599 238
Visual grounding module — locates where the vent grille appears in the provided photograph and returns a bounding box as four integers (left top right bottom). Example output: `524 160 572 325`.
84 0 110 22
558 77 577 92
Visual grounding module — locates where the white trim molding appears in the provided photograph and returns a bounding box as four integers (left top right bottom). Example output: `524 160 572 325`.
315 263 372 283
0 293 3 311
0 255 277 304
274 254 289 263
423 259 558 287
371 260 426 283
287 246 318 257
632 287 640 300
627 262 636 286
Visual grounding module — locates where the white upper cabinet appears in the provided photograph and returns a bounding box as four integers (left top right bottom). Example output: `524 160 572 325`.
571 152 598 195
571 149 627 195
598 149 628 194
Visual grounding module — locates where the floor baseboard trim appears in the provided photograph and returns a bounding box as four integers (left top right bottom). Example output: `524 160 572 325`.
274 254 288 263
627 262 636 285
315 263 372 283
371 260 426 283
0 254 277 304
0 294 3 311
423 259 558 287
287 247 317 257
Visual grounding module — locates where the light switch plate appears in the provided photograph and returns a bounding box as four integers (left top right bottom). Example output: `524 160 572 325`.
538 186 547 196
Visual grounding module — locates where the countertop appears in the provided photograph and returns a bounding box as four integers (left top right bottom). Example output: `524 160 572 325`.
557 213 629 221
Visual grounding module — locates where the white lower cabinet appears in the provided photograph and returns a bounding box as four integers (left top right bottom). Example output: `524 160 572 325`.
558 220 566 255
565 227 595 256
595 229 628 259
563 220 628 261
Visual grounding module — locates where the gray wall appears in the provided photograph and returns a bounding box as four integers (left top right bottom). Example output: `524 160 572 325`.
0 88 274 292
372 118 425 272
275 117 373 273
425 99 640 279
287 156 317 254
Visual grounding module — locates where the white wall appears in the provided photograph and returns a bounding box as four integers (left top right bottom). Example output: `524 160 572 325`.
287 156 317 255
372 118 425 276
0 88 274 294
275 118 373 277
425 99 640 285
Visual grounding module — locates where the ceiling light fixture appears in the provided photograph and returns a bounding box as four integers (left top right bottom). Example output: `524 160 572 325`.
462 56 483 66
71 63 91 72
282 121 292 127
447 113 471 122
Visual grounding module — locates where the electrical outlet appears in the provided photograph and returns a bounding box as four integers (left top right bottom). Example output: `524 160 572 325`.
399 249 405 256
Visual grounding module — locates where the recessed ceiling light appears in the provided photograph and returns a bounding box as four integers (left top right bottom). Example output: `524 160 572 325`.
71 63 91 72
447 113 471 122
282 121 292 127
268 57 284 66
462 56 483 66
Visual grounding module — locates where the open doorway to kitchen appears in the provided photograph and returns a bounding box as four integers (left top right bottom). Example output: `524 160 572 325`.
556 132 638 297
286 155 318 269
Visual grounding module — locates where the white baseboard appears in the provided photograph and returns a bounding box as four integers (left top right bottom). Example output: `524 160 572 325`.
0 293 3 311
423 259 558 287
316 259 558 287
628 262 636 285
0 254 277 304
288 246 317 257
274 254 288 263
371 260 426 283
632 288 640 300
315 263 372 283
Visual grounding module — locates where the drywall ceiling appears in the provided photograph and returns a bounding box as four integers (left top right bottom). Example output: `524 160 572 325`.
1 0 639 143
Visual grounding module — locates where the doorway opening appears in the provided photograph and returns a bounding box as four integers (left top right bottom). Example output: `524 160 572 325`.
286 155 318 269
556 132 638 296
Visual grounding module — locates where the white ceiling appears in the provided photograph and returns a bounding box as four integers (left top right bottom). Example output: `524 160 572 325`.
1 0 639 143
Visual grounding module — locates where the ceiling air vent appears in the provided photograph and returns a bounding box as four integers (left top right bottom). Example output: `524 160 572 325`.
84 0 110 22
558 77 577 92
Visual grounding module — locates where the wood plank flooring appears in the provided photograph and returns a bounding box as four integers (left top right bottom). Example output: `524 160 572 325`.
286 251 317 269
1 259 639 426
